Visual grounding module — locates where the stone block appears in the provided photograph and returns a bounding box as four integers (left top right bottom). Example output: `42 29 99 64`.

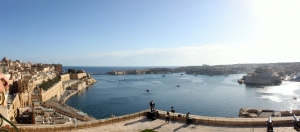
281 111 291 116
201 118 209 125
214 118 225 125
292 110 300 115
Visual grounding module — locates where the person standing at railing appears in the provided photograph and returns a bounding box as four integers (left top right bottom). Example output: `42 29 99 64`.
149 100 154 112
186 112 191 124
166 111 170 123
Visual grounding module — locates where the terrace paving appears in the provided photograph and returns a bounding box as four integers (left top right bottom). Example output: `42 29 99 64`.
67 116 297 132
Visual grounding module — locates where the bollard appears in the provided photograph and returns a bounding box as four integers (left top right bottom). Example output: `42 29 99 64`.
266 116 273 132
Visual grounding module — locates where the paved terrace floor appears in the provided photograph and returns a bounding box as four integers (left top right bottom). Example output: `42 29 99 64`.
66 117 297 132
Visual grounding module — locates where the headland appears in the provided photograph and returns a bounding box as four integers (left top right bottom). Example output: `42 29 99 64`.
105 62 300 79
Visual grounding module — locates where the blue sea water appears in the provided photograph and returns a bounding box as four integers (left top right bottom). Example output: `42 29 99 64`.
63 66 300 119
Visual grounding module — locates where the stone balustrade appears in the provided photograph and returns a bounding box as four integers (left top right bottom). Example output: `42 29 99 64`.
1 109 297 131
155 110 294 126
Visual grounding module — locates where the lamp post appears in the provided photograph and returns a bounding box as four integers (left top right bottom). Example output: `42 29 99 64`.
171 107 175 121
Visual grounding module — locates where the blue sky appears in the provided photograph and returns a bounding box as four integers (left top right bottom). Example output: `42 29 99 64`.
1 0 299 66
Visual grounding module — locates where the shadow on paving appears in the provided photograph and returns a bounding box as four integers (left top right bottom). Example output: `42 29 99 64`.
124 117 151 126
152 122 167 131
173 123 191 131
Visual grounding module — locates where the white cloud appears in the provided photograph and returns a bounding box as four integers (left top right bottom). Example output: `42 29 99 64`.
50 0 300 66
252 0 300 43
64 41 299 66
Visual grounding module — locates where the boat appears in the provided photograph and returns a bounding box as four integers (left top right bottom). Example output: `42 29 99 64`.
146 89 149 92
176 85 180 87
194 74 197 76
293 97 297 100
162 74 166 77
181 73 183 75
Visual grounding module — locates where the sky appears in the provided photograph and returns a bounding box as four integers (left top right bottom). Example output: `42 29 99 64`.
1 0 299 66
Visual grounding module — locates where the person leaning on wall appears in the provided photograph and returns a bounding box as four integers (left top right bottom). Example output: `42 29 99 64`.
186 112 190 124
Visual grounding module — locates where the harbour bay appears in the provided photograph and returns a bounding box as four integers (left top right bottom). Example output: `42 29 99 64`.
64 66 300 119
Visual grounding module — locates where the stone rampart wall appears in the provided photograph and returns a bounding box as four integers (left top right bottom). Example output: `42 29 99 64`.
70 73 87 80
86 78 97 85
78 81 87 91
70 81 85 91
61 74 70 82
8 94 21 121
41 81 63 102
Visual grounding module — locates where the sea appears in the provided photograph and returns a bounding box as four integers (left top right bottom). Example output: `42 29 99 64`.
63 66 300 119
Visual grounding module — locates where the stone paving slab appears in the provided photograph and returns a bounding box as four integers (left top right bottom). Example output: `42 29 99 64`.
63 116 298 132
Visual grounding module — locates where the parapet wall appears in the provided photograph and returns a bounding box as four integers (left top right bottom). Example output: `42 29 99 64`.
2 109 298 131
154 110 294 126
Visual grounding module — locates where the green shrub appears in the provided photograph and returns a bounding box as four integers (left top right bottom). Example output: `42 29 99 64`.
140 129 156 132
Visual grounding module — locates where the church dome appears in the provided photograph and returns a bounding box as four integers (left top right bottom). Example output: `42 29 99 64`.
2 57 8 62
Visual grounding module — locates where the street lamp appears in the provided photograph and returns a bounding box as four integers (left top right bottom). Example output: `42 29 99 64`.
171 107 175 121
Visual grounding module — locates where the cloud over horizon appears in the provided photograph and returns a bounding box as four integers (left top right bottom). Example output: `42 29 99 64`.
48 41 299 66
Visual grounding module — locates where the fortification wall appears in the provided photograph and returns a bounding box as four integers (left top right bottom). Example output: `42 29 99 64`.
8 94 21 122
61 74 70 82
70 73 87 80
41 81 63 102
71 81 87 91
